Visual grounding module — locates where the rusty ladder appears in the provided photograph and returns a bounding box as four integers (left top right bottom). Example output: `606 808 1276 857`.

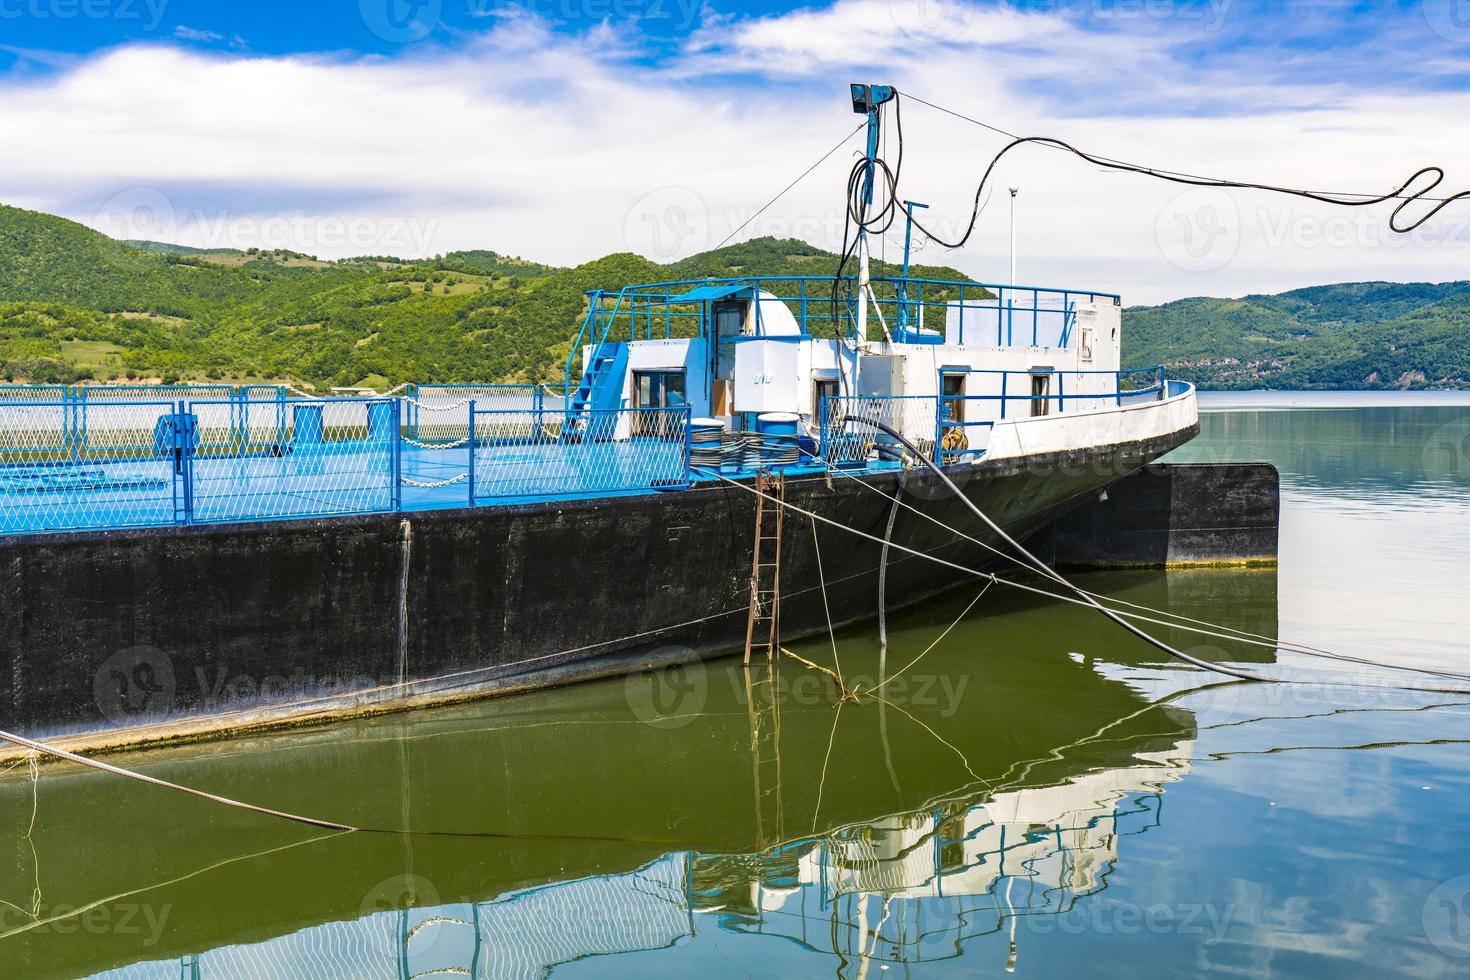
743 472 786 664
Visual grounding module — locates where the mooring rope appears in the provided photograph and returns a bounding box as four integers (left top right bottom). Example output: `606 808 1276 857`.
792 443 1470 685
867 581 994 697
0 725 738 847
808 514 846 690
692 464 1470 696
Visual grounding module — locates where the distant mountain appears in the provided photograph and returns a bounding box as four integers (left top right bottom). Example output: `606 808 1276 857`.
1126 282 1470 389
15 201 1457 390
0 205 973 388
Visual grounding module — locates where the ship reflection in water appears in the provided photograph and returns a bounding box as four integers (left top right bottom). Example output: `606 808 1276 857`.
6 568 1268 980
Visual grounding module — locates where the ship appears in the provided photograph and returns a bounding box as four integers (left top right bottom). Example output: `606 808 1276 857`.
0 83 1199 752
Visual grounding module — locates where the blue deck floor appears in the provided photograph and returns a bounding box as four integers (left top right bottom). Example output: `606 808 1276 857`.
0 438 844 536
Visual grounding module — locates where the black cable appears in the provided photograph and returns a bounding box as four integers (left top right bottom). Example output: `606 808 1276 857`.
714 121 866 252
824 88 1468 399
895 90 1470 250
855 416 1267 683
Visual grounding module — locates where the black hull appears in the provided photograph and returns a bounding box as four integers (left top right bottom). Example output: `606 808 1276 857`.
0 423 1197 749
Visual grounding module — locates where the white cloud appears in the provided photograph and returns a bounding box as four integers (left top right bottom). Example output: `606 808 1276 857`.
0 2 1465 304
173 26 226 43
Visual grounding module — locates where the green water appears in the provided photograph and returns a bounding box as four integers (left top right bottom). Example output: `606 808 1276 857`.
4 393 1470 978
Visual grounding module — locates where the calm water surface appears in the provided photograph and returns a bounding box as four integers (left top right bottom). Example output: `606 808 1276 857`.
3 392 1470 978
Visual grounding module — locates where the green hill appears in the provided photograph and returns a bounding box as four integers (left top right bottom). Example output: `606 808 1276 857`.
0 205 975 388
1126 282 1470 389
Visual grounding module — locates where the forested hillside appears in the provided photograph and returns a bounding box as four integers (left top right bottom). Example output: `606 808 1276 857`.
1126 282 1470 389
3 203 1465 389
0 205 969 388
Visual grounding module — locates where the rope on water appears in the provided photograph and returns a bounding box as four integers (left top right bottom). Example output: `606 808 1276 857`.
0 724 735 847
691 464 1470 696
794 443 1470 686
868 580 994 697
808 514 845 691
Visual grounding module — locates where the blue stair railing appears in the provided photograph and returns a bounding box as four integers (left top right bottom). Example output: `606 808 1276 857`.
564 289 631 428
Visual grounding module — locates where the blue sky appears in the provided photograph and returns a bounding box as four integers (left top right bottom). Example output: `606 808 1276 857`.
1 0 1468 301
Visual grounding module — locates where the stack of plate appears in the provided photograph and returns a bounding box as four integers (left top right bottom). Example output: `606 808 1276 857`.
689 418 726 470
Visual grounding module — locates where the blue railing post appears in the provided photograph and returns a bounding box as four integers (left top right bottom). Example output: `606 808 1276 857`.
467 399 477 505
1000 372 1008 420
682 408 693 485
387 398 400 512
934 397 945 463
177 399 196 526
1158 365 1166 400
958 285 966 345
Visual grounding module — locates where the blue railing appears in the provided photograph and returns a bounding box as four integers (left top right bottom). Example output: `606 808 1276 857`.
469 404 690 502
562 275 1120 409
0 396 402 533
941 366 1167 420
0 369 1185 535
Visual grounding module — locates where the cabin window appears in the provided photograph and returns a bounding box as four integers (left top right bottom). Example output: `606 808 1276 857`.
633 370 686 437
1030 374 1051 417
813 377 840 422
634 370 686 410
713 301 745 381
940 372 966 424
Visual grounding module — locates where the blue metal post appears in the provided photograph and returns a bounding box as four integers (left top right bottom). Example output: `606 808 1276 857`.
467 399 476 505
392 398 404 512
177 399 195 525
898 200 928 333
683 411 693 485
1000 372 1008 420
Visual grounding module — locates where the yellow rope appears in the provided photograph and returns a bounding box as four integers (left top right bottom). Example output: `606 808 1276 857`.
808 513 845 689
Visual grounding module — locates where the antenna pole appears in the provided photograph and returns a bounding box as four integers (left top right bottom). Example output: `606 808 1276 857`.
1008 186 1019 285
899 199 927 334
850 83 895 344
